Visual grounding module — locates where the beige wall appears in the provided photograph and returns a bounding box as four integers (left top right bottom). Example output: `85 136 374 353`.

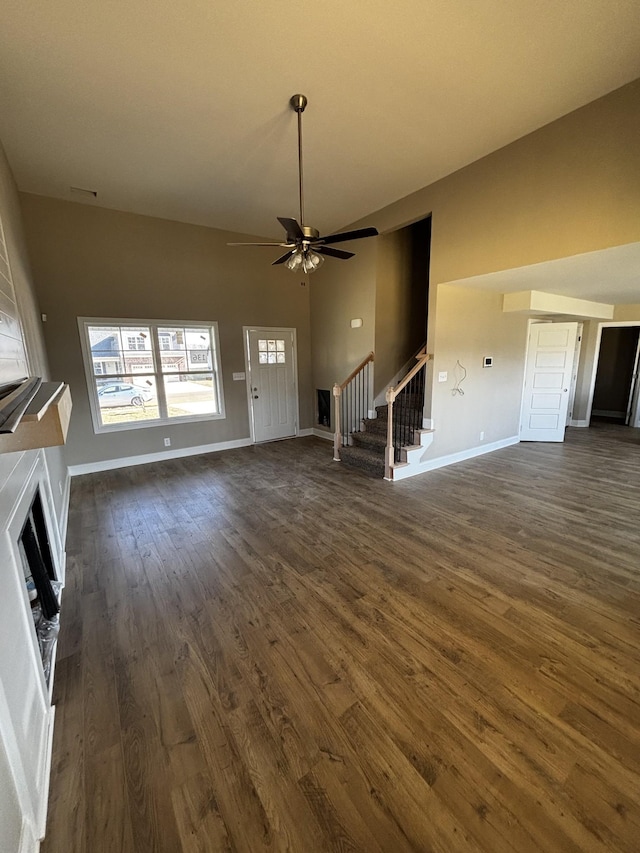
374 227 427 396
430 285 528 456
310 239 377 429
355 79 640 283
614 304 640 322
312 78 640 457
20 194 313 466
0 143 67 518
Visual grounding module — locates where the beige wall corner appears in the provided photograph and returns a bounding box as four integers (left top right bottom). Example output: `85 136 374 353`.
20 194 313 467
310 239 377 401
614 304 640 322
350 79 640 286
428 285 529 458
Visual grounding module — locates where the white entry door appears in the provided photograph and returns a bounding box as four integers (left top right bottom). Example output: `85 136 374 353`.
520 322 578 442
246 328 298 442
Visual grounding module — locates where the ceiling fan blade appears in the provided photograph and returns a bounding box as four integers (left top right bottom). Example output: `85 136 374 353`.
272 250 295 266
227 241 291 247
315 246 355 260
318 227 379 246
277 217 304 240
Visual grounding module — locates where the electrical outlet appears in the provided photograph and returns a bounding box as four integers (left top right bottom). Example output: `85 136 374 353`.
58 481 63 496
164 437 171 447
438 371 448 383
479 431 485 441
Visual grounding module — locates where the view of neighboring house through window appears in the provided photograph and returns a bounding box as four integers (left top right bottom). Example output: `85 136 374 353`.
78 319 224 432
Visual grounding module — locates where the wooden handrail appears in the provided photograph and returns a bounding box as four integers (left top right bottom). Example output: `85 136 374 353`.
387 352 432 403
384 345 431 480
337 351 374 391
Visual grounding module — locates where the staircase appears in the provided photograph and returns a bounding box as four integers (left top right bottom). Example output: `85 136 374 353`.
333 347 434 481
340 397 434 478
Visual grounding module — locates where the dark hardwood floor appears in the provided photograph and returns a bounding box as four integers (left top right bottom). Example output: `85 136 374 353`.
43 423 640 852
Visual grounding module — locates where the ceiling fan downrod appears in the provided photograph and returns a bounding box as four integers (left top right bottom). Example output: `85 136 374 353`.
290 94 307 228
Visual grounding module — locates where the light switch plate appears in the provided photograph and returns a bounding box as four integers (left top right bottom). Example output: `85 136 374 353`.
233 372 246 380
438 371 448 382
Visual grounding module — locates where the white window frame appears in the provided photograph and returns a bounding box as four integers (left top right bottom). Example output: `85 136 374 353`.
78 317 226 434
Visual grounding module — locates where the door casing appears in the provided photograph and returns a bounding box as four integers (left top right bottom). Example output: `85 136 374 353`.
585 321 640 427
243 326 300 443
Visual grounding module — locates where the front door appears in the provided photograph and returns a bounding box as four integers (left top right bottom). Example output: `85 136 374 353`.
246 328 298 442
520 322 578 442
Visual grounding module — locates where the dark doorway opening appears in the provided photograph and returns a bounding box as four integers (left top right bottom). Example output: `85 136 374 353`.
591 326 640 425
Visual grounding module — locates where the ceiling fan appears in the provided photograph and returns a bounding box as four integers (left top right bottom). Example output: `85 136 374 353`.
228 94 378 274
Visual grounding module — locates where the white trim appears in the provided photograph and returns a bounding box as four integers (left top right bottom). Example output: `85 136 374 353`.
18 816 38 853
422 417 434 429
311 428 333 441
77 317 225 434
68 437 252 476
296 428 314 438
585 320 640 426
243 326 300 443
390 435 520 482
59 473 71 547
36 706 55 839
569 419 589 427
0 679 36 849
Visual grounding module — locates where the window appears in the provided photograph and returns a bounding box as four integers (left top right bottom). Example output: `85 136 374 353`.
258 338 286 364
79 318 225 433
127 334 146 351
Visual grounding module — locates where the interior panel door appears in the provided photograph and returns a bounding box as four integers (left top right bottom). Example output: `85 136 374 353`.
520 322 578 442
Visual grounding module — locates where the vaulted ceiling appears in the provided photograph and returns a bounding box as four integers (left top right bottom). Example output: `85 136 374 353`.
1 1 639 240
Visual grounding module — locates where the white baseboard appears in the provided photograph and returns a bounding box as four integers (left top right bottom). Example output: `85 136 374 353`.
311 428 333 441
422 417 434 429
392 435 520 482
68 437 253 476
569 419 589 427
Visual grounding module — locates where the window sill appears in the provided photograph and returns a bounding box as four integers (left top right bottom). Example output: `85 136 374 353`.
92 409 226 435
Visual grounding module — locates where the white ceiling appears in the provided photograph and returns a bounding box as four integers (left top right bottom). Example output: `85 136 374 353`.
442 242 640 305
1 1 640 241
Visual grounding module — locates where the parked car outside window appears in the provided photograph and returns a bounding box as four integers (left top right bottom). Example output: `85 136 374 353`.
97 383 154 408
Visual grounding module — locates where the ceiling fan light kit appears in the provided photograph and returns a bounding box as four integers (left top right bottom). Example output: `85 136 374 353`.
228 94 378 274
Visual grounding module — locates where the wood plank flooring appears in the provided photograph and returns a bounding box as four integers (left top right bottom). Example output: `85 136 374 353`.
43 423 640 852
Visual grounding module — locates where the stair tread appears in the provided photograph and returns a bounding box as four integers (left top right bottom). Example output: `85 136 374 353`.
339 445 385 477
351 431 387 451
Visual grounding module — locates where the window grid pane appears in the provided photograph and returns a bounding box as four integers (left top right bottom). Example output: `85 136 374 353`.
257 338 286 364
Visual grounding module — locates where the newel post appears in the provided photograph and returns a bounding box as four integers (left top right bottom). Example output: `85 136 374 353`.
384 386 395 480
333 383 341 461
